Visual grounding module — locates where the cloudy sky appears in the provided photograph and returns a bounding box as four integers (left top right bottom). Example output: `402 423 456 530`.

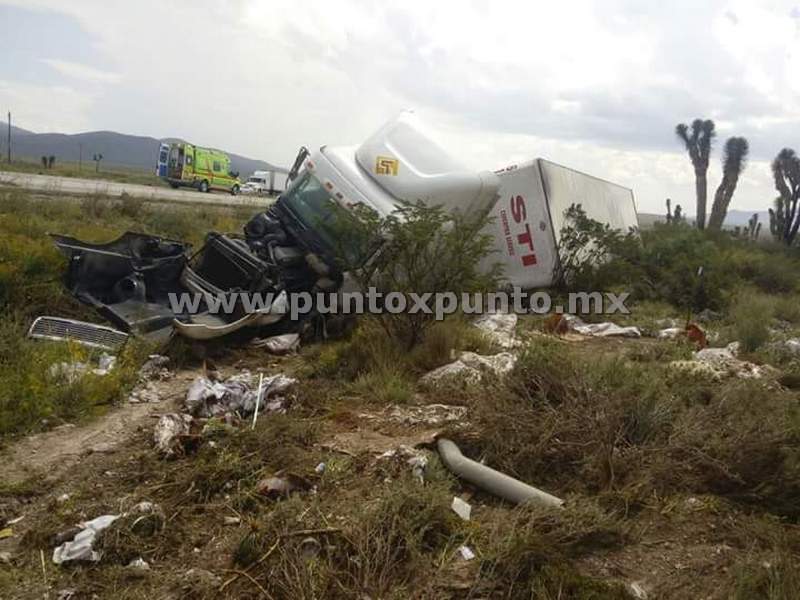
1 0 799 214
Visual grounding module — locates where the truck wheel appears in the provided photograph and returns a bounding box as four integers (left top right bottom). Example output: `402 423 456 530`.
199 180 209 193
231 184 240 196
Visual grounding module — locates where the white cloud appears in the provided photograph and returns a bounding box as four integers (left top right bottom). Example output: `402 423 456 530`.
40 58 121 84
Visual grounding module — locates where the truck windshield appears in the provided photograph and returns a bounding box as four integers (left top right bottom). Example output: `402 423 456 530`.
279 172 375 267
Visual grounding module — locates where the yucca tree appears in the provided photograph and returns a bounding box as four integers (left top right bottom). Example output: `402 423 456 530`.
708 136 749 230
769 148 800 245
675 119 716 229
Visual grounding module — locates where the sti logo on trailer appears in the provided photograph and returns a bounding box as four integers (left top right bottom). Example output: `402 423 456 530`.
375 155 399 176
509 194 537 267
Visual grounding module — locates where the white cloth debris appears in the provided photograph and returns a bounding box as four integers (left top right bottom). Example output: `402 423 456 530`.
564 315 641 338
251 333 300 354
52 515 119 564
451 497 472 521
184 373 296 418
153 413 193 457
473 312 519 348
420 352 517 386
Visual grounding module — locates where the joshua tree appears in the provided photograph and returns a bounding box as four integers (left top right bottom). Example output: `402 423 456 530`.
707 137 749 231
675 119 716 230
48 155 55 169
41 156 48 169
665 198 684 225
769 148 800 246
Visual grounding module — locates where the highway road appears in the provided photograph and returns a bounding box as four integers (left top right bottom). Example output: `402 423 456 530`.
0 171 268 208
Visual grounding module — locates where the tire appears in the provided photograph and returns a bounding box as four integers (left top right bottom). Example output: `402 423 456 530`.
231 184 240 196
199 180 209 193
169 182 179 189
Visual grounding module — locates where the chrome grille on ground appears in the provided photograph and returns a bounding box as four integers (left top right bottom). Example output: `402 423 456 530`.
28 316 129 352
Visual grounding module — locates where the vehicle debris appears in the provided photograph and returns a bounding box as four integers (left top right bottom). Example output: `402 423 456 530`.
451 497 472 521
438 438 564 508
28 316 129 352
420 352 516 386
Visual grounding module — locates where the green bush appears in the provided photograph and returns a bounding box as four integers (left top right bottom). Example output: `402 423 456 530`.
730 290 774 352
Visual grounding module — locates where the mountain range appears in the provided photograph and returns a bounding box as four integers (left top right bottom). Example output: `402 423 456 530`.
0 122 288 176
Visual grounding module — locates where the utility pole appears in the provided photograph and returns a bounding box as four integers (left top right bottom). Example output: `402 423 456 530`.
6 111 10 163
79 143 82 172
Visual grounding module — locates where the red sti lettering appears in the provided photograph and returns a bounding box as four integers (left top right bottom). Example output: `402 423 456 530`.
509 195 537 267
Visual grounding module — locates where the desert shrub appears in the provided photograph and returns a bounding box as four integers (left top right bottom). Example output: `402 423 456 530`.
235 475 463 598
81 192 110 218
350 370 414 404
663 380 800 517
464 338 675 495
773 295 800 324
117 192 145 218
556 203 641 291
340 201 498 349
407 316 496 372
730 290 774 352
473 500 629 599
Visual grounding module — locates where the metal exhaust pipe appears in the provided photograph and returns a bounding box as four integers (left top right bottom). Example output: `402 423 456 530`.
437 438 563 508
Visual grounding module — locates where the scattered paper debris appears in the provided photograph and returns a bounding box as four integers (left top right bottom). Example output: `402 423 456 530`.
451 497 472 521
457 545 475 561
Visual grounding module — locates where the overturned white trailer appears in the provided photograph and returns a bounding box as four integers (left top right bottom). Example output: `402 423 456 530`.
287 111 639 289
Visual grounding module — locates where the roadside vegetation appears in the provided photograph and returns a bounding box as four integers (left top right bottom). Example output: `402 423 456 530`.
1 157 166 187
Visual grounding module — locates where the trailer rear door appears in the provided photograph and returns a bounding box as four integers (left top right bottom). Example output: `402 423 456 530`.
484 161 559 289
